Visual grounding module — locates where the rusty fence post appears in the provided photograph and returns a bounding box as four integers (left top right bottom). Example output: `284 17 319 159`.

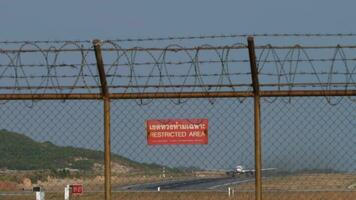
93 39 112 200
247 36 262 200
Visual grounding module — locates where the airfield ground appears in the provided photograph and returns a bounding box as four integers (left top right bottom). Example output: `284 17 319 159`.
1 191 356 200
235 173 356 191
1 173 355 200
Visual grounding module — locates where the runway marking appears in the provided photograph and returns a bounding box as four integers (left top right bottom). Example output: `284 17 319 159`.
208 179 254 189
119 178 210 190
0 193 33 196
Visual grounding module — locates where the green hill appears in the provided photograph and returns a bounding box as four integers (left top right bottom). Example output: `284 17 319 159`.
0 129 158 172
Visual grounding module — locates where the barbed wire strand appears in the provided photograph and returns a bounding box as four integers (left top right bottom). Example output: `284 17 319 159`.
2 33 356 44
0 40 355 105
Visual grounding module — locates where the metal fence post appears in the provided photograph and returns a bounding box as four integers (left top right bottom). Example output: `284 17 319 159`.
247 36 262 200
93 39 112 200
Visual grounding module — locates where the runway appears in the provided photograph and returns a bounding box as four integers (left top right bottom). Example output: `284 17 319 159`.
117 177 254 191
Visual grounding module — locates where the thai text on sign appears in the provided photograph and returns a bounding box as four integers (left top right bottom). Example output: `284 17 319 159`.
146 119 208 145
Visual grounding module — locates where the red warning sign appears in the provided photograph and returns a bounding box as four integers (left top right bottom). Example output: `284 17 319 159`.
146 119 208 145
70 184 83 195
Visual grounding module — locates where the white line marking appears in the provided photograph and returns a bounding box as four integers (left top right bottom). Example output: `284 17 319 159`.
347 183 356 189
208 179 254 189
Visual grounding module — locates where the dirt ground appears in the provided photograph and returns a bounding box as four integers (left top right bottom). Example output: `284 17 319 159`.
1 191 356 200
1 173 356 200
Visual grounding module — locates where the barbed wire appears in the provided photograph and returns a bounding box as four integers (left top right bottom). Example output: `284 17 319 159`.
4 44 356 54
1 33 356 44
1 71 356 80
0 39 355 105
4 58 356 68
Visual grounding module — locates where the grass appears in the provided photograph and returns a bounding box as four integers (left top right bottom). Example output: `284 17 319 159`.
235 173 356 191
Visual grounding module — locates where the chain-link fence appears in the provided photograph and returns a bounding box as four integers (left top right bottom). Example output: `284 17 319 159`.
0 101 104 199
0 35 355 200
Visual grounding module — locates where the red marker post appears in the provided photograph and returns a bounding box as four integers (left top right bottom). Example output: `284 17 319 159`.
70 184 83 196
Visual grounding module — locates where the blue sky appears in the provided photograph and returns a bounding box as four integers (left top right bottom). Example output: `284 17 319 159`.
1 0 356 41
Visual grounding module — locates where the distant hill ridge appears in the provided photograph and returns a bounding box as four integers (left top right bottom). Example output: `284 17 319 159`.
0 129 156 172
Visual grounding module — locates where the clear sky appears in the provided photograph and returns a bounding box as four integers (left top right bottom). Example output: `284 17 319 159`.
1 0 356 41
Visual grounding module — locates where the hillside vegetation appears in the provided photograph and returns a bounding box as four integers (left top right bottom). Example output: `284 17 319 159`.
0 129 161 172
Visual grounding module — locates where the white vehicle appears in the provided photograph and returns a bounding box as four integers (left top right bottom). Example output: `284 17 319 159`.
225 165 276 177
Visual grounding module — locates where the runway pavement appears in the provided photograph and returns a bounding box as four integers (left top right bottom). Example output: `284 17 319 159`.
117 176 254 191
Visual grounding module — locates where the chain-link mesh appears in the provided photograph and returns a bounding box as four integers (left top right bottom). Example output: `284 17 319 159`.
0 35 355 200
0 101 105 200
233 97 356 200
2 97 354 200
110 98 253 200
